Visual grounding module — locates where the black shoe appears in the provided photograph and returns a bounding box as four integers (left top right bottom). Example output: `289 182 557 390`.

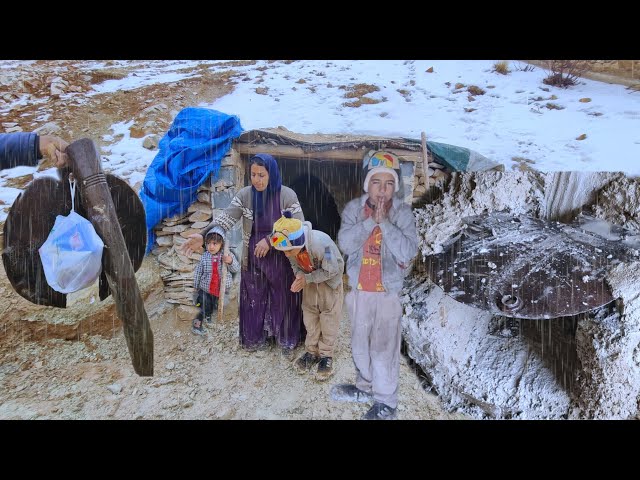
204 315 213 326
361 402 397 420
244 343 269 352
330 384 372 403
314 357 334 381
293 352 320 374
281 347 296 360
191 319 206 336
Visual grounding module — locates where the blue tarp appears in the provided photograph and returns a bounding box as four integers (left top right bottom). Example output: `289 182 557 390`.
140 108 243 253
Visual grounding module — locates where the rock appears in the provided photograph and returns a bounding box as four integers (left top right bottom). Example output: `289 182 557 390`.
160 225 188 234
50 82 66 96
142 103 168 114
107 384 122 395
414 185 427 195
143 134 161 150
176 304 200 321
156 236 173 247
34 122 62 135
189 211 212 223
187 202 212 215
191 221 210 229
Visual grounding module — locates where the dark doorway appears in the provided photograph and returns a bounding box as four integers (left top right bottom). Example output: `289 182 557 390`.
289 174 341 239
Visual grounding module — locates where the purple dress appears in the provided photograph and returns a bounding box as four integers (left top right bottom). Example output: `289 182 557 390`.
239 190 303 349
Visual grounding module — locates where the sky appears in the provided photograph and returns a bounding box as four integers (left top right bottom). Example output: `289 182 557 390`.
1 59 639 221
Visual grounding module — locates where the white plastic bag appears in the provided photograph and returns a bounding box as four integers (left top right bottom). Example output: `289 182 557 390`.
39 176 104 293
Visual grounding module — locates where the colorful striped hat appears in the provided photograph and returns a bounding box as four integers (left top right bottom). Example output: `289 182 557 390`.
270 211 305 251
363 150 400 193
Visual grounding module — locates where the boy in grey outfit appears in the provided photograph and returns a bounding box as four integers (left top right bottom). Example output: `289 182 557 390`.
332 150 418 420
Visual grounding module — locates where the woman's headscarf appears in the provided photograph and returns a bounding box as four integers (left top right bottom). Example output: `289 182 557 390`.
251 153 282 217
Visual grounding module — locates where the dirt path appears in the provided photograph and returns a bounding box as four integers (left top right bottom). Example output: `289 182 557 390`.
0 290 461 420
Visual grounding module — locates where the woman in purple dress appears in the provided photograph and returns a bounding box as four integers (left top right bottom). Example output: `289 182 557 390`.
182 154 304 355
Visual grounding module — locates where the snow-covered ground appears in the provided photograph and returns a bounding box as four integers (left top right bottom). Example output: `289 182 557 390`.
1 59 639 223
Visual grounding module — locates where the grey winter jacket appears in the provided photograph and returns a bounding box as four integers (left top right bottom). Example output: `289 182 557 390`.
0 132 40 170
193 250 240 294
338 195 418 295
202 185 304 271
287 222 344 290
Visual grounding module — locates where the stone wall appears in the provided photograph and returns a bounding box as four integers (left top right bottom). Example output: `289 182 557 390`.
584 60 639 80
150 150 242 309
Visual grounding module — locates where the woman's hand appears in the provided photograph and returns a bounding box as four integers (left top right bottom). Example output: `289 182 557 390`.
181 233 204 256
254 238 270 258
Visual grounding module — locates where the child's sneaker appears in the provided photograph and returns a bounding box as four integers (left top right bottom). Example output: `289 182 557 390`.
191 318 206 336
314 356 334 381
204 315 213 327
361 402 397 420
293 352 320 374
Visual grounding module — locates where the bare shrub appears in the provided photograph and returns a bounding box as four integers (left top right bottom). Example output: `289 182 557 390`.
514 62 536 72
541 60 590 88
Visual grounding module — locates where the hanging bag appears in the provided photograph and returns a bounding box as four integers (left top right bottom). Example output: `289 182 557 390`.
39 174 105 293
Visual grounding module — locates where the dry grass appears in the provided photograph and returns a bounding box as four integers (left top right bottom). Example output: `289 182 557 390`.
3 175 34 189
341 83 380 98
545 102 564 110
467 85 486 96
342 97 382 108
89 69 129 84
340 83 381 108
493 61 510 75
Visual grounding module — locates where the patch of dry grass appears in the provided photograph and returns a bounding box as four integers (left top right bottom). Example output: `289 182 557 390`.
3 175 34 189
467 85 486 96
340 83 380 98
339 83 381 108
342 97 382 108
493 61 510 75
545 102 564 110
89 69 129 84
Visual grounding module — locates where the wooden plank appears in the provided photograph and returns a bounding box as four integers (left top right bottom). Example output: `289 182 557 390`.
66 138 154 377
234 143 420 163
217 241 229 322
421 131 428 167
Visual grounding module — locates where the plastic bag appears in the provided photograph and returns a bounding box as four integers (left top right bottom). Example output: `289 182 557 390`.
39 175 104 293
